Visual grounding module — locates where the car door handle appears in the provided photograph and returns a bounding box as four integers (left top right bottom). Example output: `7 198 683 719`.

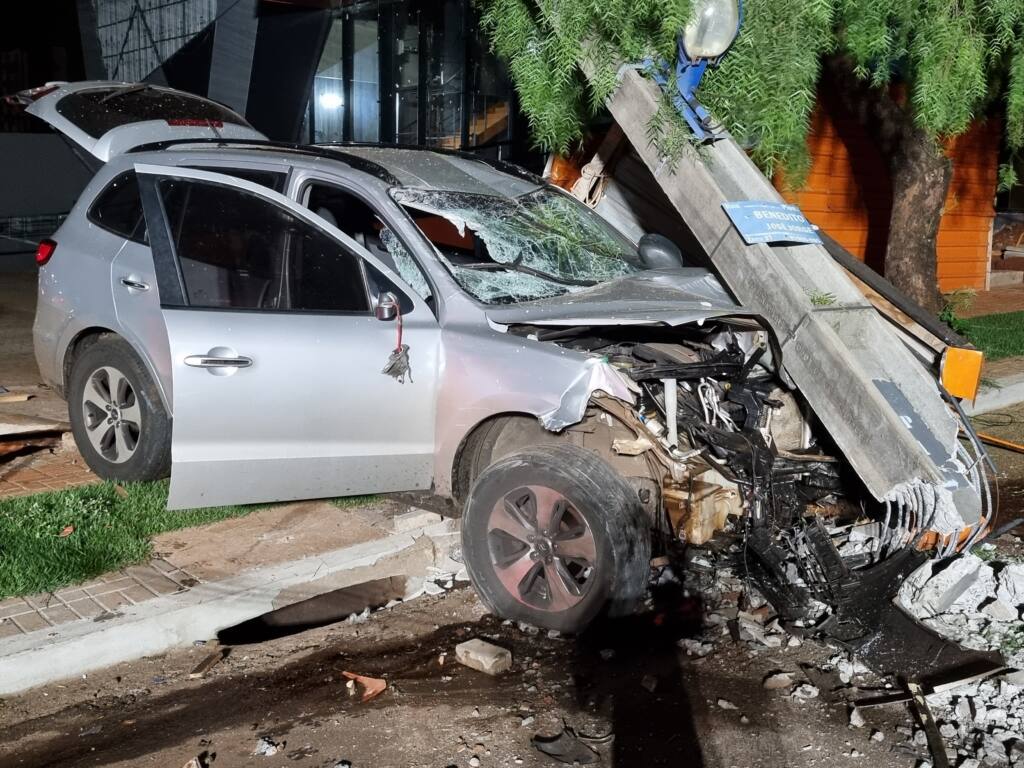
184 355 253 369
120 277 150 292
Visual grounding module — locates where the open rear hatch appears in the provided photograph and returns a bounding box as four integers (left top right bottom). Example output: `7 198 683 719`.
13 81 266 162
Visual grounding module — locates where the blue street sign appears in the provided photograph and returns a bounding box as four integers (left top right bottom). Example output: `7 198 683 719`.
722 201 822 245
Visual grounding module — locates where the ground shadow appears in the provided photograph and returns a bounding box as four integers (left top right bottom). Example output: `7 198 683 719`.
570 580 707 767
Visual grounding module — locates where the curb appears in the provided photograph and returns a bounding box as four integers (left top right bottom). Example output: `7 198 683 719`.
0 517 458 695
963 372 1024 417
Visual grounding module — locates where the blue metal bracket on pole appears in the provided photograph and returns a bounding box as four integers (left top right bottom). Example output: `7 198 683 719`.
645 41 724 142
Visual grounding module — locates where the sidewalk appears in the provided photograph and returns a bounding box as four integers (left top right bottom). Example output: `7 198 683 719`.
0 498 460 694
960 284 1024 317
0 439 97 497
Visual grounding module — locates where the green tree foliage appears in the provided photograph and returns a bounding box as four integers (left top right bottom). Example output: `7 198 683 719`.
477 0 1024 178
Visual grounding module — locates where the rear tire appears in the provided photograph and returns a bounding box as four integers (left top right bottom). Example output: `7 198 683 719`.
461 444 650 633
68 335 171 482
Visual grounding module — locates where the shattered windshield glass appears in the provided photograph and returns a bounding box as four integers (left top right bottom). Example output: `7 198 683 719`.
392 186 642 304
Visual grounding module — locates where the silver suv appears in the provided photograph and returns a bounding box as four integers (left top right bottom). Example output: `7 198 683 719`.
23 81 989 635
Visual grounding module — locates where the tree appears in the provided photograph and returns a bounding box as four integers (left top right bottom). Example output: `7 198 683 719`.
477 0 1024 310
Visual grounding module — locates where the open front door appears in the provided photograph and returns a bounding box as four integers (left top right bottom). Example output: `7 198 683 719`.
135 164 441 509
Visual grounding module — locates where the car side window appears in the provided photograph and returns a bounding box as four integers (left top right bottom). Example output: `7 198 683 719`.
306 183 433 303
90 169 288 248
88 171 147 244
157 178 369 313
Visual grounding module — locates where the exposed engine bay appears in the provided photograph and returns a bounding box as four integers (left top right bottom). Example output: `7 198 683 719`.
506 316 995 657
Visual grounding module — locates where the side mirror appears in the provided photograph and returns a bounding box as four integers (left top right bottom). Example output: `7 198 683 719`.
638 233 685 270
375 291 399 321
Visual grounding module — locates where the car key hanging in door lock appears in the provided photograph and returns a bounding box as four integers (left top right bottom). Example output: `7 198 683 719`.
381 300 412 384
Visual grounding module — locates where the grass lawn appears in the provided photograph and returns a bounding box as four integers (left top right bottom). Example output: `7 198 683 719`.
0 481 261 600
957 311 1024 361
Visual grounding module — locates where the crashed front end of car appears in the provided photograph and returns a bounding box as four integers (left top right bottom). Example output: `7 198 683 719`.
399 183 994 670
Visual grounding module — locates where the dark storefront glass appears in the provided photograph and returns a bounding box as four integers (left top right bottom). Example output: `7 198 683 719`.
310 0 513 156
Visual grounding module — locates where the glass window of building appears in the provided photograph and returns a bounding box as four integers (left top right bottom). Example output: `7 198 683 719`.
310 0 514 156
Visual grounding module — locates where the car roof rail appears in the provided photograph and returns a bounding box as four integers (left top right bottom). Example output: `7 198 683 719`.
127 138 543 188
317 141 545 186
126 138 401 185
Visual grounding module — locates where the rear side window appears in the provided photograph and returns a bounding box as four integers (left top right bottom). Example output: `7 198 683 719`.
56 86 248 139
157 178 369 313
89 168 286 246
88 171 145 243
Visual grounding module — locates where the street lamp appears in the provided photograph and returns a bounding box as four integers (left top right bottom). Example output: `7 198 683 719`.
682 0 742 62
649 0 743 140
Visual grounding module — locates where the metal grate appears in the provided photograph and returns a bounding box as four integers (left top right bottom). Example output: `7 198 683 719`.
0 214 68 246
93 0 216 82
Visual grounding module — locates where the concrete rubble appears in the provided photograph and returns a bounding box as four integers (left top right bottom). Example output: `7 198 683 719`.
455 638 514 676
669 539 1024 766
895 547 1024 767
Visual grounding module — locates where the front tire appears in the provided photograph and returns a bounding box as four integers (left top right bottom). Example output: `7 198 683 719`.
461 444 651 633
68 335 171 482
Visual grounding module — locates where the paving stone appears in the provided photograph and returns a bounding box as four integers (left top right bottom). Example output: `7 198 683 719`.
63 596 107 620
10 612 50 633
87 589 133 613
121 584 159 605
0 619 25 639
91 576 137 593
123 565 183 596
0 599 32 620
54 587 89 604
41 604 80 626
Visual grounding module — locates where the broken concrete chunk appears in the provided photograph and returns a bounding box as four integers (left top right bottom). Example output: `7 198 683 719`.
253 737 282 756
717 698 738 710
763 672 796 690
677 638 715 657
791 684 820 700
898 554 996 618
455 639 513 676
996 564 1024 609
982 599 1019 622
849 706 866 728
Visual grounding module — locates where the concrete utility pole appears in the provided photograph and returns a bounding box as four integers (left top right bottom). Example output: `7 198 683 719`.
599 68 975 519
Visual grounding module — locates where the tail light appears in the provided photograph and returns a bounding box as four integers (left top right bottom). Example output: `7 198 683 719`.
35 238 57 266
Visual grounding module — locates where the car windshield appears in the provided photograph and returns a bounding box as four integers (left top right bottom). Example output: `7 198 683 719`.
392 186 642 304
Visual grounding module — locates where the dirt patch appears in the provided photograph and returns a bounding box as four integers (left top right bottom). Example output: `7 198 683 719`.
0 588 927 768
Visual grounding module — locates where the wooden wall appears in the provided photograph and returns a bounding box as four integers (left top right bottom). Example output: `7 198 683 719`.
777 91 1000 292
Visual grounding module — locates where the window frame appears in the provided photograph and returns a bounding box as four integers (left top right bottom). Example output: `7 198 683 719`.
87 170 147 244
143 172 376 316
297 176 437 307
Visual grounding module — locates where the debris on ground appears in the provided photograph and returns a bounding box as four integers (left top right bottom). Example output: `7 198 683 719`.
763 671 797 690
531 723 613 765
253 736 283 756
341 671 387 703
879 547 1024 766
897 549 1024 670
455 638 513 676
188 647 228 679
656 536 1024 766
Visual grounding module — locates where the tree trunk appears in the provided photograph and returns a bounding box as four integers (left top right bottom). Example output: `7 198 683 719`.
823 56 950 312
884 128 951 312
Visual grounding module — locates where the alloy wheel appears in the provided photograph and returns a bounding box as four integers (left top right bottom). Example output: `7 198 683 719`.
486 485 598 612
81 365 141 464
